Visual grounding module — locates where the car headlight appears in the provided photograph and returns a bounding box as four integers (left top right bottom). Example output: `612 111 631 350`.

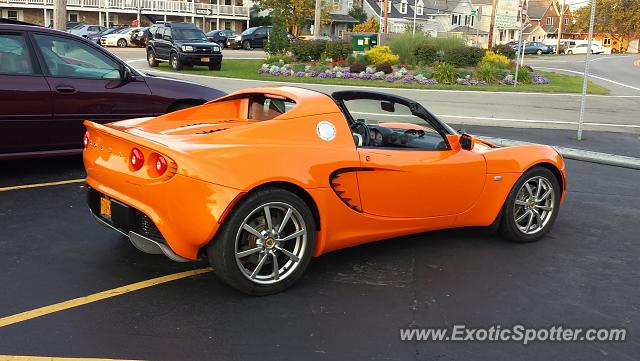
212 45 220 52
181 45 195 52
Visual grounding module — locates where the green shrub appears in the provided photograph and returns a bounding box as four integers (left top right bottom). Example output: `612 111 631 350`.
265 54 285 64
413 44 437 65
457 68 473 79
491 44 516 59
347 54 357 65
387 32 433 64
433 62 458 84
366 46 400 65
496 67 510 80
324 41 352 60
313 63 328 73
375 62 393 74
349 63 367 73
290 40 327 61
264 8 289 55
356 53 370 65
476 62 500 83
444 46 485 66
292 63 306 72
420 70 433 79
514 66 532 83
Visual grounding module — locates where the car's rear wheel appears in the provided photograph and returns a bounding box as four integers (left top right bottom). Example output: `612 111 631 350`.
147 50 159 67
567 50 573 54
170 52 183 70
243 40 252 50
117 38 127 47
536 49 543 55
499 167 561 243
207 188 316 295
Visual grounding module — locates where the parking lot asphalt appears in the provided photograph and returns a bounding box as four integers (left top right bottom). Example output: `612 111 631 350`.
1 149 639 360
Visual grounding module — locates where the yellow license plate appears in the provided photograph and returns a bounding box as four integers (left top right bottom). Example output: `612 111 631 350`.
100 196 111 219
201 57 210 62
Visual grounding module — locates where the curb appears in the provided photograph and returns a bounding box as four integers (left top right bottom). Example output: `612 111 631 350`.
482 136 640 170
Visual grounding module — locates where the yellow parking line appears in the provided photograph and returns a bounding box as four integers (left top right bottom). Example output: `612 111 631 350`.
0 267 213 328
0 356 144 361
0 179 86 192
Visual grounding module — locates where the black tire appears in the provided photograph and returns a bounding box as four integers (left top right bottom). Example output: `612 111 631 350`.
536 49 543 55
567 50 573 54
117 38 127 48
207 188 316 296
242 40 252 50
499 167 561 243
217 40 225 48
209 62 222 71
170 52 183 70
147 49 159 67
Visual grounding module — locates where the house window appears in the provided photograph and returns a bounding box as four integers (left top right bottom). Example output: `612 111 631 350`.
348 0 353 8
392 22 404 33
387 0 392 13
68 12 79 22
416 0 424 15
509 29 515 39
463 15 473 26
102 14 118 27
604 38 611 46
499 30 504 41
224 21 232 30
400 0 408 14
546 17 553 25
5 10 23 21
452 14 460 25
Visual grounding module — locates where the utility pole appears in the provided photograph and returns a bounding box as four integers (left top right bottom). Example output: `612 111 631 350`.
577 0 596 141
383 0 389 33
53 0 66 31
412 0 417 37
556 0 566 54
487 0 498 48
313 0 321 37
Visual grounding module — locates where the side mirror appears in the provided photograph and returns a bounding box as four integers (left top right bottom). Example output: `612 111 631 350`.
120 66 135 82
380 101 395 113
460 133 475 151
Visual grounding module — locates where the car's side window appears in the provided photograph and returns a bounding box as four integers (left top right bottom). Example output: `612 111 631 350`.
343 98 448 151
0 33 35 76
33 34 121 80
163 29 172 41
155 28 164 40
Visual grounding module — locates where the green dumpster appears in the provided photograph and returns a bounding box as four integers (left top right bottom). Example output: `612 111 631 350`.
351 33 378 51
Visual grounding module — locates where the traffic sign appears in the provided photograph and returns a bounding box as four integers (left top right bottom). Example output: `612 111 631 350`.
195 8 212 15
464 9 478 16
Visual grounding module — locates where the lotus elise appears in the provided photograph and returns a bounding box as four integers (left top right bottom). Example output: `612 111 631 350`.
84 86 566 295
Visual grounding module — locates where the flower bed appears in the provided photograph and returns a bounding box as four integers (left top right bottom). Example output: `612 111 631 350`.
258 62 550 87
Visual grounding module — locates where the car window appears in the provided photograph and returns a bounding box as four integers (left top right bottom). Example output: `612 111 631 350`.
342 98 447 150
88 26 98 31
155 27 164 39
247 94 295 121
255 28 267 36
33 34 121 79
0 33 35 75
241 27 257 35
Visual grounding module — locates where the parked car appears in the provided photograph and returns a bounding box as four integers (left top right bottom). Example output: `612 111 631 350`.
69 24 106 38
516 41 554 55
565 43 604 54
0 21 226 160
100 27 139 47
233 26 271 50
84 87 566 295
206 29 237 48
130 27 148 47
147 22 222 70
555 39 577 54
66 21 83 30
87 27 120 45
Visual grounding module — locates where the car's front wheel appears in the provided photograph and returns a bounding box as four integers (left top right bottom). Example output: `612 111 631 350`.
567 50 573 54
536 49 543 55
243 40 252 50
207 188 316 295
499 167 561 243
117 38 127 47
170 52 183 70
147 50 159 67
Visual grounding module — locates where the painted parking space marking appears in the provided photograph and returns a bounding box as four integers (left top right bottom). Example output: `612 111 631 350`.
534 66 640 92
0 356 144 361
0 268 212 328
0 179 86 192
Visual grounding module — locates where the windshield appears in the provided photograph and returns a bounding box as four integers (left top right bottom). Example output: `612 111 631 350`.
100 28 117 35
172 28 207 41
242 27 257 36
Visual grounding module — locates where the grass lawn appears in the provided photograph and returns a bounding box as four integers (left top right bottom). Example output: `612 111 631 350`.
154 59 609 94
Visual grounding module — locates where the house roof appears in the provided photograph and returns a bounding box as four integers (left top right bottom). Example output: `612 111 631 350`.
542 25 557 34
364 0 456 20
329 13 359 23
450 25 488 35
527 0 553 20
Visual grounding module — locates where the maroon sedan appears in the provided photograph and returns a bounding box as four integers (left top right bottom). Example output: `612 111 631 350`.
0 21 226 160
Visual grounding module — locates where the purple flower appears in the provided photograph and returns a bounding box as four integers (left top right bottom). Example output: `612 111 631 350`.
419 79 438 85
308 70 319 77
531 73 550 84
327 72 337 78
385 75 397 82
403 75 414 84
295 71 306 77
359 73 374 80
317 72 328 79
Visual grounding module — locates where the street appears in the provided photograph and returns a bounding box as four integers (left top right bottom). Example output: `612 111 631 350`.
113 48 640 135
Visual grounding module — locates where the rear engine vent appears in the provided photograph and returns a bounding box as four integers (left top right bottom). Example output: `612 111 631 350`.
196 128 228 134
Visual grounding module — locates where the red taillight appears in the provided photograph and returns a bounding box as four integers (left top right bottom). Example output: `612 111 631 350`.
83 131 89 149
130 148 144 171
155 155 168 175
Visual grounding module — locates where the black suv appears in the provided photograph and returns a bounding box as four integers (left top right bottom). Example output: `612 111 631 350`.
147 22 222 71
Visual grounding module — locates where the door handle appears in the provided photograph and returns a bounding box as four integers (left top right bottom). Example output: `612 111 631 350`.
55 85 77 94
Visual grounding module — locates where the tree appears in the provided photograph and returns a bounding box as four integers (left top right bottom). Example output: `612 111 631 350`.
265 7 290 55
250 4 272 27
348 5 368 24
353 16 379 33
254 0 329 35
568 0 640 39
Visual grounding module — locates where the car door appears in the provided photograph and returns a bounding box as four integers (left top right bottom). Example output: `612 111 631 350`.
0 30 53 155
31 32 152 150
339 96 487 218
253 27 268 47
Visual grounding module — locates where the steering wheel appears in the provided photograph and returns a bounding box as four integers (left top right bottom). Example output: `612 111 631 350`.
350 121 371 147
404 129 425 137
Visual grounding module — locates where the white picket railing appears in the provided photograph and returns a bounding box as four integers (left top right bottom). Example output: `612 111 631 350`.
0 0 250 16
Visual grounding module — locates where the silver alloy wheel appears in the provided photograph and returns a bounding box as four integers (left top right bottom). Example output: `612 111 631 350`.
148 52 154 63
171 54 178 68
513 176 555 235
118 39 126 47
234 202 307 285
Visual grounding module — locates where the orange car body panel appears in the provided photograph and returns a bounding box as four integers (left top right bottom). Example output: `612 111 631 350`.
84 86 566 260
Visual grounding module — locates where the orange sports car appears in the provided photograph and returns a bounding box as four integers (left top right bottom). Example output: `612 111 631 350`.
84 86 566 295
